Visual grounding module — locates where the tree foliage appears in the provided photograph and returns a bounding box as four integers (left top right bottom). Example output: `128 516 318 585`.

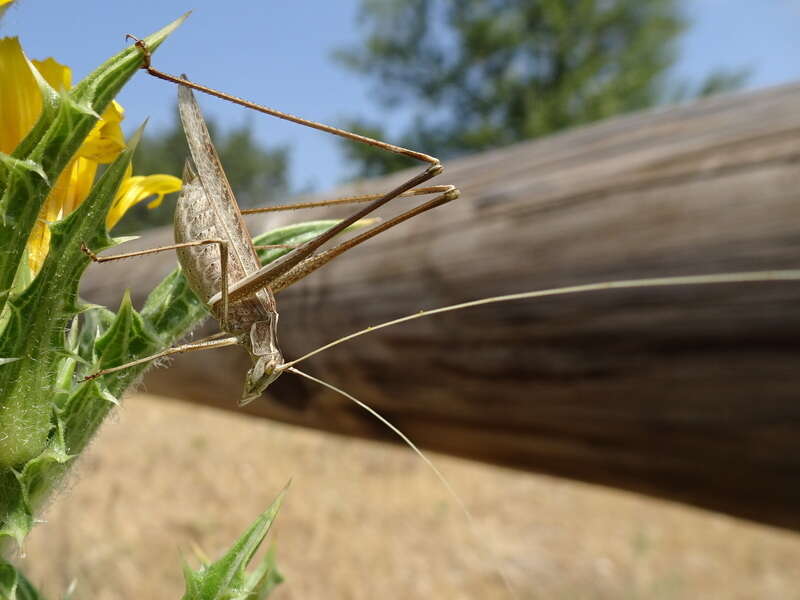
336 0 747 176
121 110 288 233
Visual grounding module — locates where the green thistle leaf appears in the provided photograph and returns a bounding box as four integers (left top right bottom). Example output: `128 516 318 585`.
0 125 141 469
182 488 286 600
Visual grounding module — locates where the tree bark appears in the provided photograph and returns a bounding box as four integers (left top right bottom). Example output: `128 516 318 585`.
82 83 800 530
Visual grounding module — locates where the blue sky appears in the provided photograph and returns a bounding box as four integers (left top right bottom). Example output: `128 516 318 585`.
3 1 800 193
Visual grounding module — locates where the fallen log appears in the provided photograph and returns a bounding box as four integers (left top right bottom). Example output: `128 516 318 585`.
83 82 800 530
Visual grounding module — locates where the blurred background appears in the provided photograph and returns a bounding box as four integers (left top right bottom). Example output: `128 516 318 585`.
5 1 800 598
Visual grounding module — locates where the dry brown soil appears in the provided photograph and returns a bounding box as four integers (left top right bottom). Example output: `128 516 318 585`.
17 394 800 599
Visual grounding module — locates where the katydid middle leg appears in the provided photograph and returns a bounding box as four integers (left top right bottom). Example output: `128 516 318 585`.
241 186 454 214
82 237 232 330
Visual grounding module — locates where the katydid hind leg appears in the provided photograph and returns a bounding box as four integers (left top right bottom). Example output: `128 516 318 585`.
212 163 447 307
270 186 458 293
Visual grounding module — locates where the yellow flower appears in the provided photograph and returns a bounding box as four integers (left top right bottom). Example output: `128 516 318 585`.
0 37 181 274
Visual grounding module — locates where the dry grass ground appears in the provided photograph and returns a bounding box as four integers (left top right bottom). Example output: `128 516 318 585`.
17 393 800 599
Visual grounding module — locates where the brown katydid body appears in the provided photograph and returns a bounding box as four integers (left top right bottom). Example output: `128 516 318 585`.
174 85 283 403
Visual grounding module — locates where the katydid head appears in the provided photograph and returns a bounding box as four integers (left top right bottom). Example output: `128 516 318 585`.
240 314 284 405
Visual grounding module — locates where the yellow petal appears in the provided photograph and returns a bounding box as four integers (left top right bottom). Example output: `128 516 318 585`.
143 174 183 209
79 101 126 162
0 37 41 153
63 157 98 215
0 39 73 154
105 100 125 123
25 157 96 272
106 174 182 229
31 56 72 91
79 120 125 162
26 220 50 274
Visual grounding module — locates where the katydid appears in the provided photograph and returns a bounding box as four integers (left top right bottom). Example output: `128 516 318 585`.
83 65 458 405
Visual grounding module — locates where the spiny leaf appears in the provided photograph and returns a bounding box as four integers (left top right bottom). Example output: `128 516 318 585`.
181 488 286 600
92 291 160 372
241 547 283 600
0 412 73 548
0 128 140 469
73 305 116 363
0 154 47 191
252 218 371 264
0 471 31 550
0 127 145 547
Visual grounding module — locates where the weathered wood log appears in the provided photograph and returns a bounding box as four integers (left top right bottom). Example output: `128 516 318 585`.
82 83 800 530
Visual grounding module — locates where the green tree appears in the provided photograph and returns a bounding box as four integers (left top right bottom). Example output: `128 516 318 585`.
121 109 288 233
336 0 746 176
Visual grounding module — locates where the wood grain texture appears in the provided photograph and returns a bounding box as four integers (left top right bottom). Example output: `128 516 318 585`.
82 83 800 529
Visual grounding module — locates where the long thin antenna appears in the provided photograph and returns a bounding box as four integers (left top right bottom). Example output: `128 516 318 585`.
283 269 800 369
288 367 518 598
